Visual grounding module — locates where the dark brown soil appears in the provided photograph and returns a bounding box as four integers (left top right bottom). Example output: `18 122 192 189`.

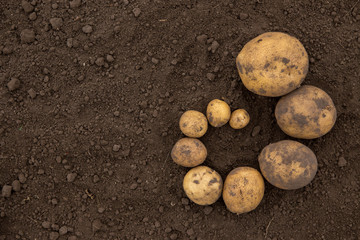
1 1 359 240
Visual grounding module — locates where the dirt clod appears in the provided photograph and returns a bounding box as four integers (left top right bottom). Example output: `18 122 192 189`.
2 185 12 198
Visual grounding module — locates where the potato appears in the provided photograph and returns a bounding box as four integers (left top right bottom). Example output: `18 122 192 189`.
229 109 250 129
236 32 309 97
171 138 207 167
179 110 208 138
206 99 231 127
275 85 337 139
222 167 265 214
258 140 318 190
183 166 223 205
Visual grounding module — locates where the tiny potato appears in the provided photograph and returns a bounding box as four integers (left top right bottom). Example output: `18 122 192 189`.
206 99 231 127
236 32 309 97
222 167 265 214
258 140 318 190
229 109 250 129
179 110 208 138
275 85 337 139
171 138 207 167
183 166 223 205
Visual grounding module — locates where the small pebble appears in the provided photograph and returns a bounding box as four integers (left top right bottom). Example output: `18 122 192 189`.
106 55 114 62
251 126 261 137
93 175 100 183
12 180 21 192
20 29 35 43
97 207 105 213
42 221 51 229
50 18 63 30
209 41 220 53
49 232 59 240
7 78 20 91
18 173 26 183
69 0 81 8
28 88 37 99
130 183 138 190
112 144 121 152
151 58 159 64
338 157 347 167
206 73 215 81
196 34 208 43
59 226 68 235
68 236 77 240
170 233 178 240
82 25 93 34
67 173 77 182
95 57 105 66
132 8 141 17
2 185 12 198
113 111 120 116
21 0 34 13
92 219 102 232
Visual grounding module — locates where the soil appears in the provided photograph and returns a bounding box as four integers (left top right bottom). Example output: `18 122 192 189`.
0 0 359 240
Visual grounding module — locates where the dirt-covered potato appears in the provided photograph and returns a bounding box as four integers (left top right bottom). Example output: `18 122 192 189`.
236 32 309 97
206 99 231 127
258 140 318 190
229 109 250 129
275 85 337 139
171 138 207 167
222 167 265 214
179 110 208 138
183 166 223 205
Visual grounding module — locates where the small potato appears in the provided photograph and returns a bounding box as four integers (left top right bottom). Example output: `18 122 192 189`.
258 140 318 190
206 99 231 127
236 32 309 97
229 109 250 129
179 110 208 138
275 85 337 139
183 166 223 205
222 167 265 214
171 138 207 167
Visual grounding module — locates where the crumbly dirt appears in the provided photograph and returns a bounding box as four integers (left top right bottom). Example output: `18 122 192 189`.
0 1 359 240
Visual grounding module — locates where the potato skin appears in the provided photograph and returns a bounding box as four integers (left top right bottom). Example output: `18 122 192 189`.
222 167 265 214
183 166 223 205
229 109 250 129
236 32 308 97
179 110 208 138
275 85 337 139
258 140 318 190
206 99 231 127
171 138 207 167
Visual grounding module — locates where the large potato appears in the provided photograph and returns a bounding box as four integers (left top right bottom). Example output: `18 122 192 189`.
222 167 265 214
236 32 309 97
229 109 250 129
171 138 207 167
258 140 318 190
206 99 231 127
275 85 337 139
183 166 223 205
179 110 208 138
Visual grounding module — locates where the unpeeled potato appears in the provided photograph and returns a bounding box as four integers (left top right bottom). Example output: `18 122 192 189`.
229 109 250 129
171 138 207 167
258 140 318 190
222 167 265 214
206 99 231 127
179 110 208 138
236 32 309 97
275 85 337 139
183 166 223 205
